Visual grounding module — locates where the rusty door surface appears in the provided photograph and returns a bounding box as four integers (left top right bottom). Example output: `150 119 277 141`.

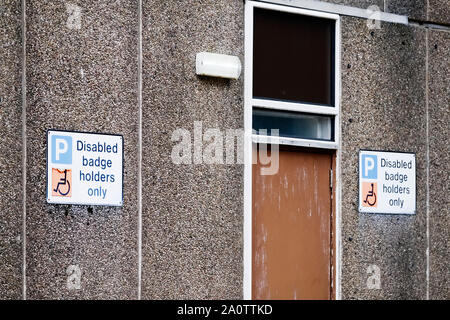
252 146 335 300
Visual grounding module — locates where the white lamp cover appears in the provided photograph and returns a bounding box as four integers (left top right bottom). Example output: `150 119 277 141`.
196 52 242 80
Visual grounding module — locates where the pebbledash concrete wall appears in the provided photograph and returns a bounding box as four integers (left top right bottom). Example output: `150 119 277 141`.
0 0 448 299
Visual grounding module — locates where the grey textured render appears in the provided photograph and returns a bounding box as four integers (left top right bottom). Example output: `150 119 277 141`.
0 0 448 299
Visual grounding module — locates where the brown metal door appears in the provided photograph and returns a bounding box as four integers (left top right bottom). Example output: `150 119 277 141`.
252 145 335 300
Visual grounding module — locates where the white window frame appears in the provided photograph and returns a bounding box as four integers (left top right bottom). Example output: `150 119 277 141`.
243 0 342 299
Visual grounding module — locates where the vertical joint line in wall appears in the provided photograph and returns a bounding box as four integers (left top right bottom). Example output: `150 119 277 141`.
425 28 430 301
384 0 388 13
21 0 27 300
137 0 143 300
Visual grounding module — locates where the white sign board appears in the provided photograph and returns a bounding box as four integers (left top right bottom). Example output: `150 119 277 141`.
359 150 416 215
47 130 123 206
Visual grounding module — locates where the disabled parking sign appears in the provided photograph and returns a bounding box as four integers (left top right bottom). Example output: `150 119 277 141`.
359 150 416 215
47 130 123 206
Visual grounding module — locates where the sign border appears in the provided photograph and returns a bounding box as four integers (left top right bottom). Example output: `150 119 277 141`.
46 129 124 207
358 149 416 215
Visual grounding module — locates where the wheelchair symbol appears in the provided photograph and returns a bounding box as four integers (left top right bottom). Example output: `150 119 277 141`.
52 168 72 197
362 182 377 207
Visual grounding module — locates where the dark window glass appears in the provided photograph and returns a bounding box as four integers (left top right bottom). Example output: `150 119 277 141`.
253 8 335 106
252 108 334 141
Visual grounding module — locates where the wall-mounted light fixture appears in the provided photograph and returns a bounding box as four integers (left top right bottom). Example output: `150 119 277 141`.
196 52 242 80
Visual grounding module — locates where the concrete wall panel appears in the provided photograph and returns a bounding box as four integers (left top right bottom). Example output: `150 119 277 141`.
141 0 244 299
340 17 427 299
428 0 450 25
0 0 23 300
428 30 450 300
387 0 426 21
25 1 139 299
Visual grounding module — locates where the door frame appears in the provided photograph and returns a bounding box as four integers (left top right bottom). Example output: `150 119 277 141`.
243 0 342 300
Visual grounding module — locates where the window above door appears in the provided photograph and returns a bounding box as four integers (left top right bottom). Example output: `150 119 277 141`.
245 1 340 149
253 7 335 107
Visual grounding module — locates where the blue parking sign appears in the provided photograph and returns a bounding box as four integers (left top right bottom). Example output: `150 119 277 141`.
362 154 377 179
51 135 72 164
